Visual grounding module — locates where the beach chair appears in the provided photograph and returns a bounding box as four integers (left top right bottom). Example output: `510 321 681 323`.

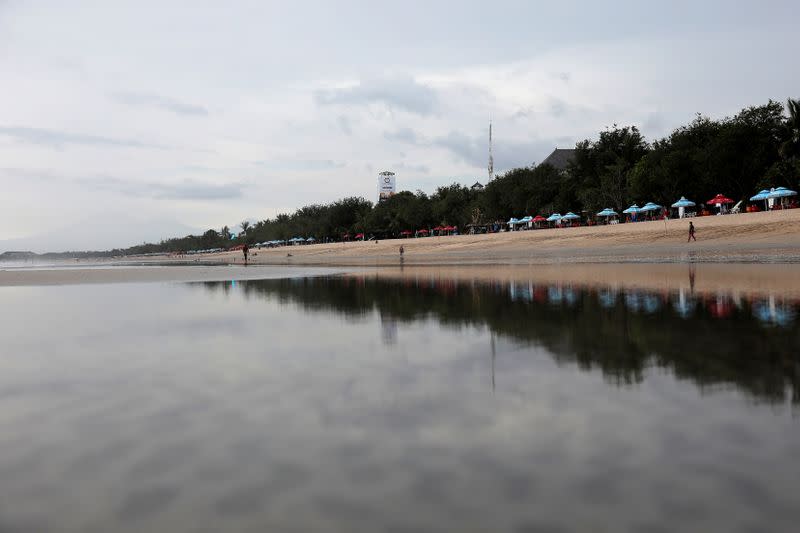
730 200 742 214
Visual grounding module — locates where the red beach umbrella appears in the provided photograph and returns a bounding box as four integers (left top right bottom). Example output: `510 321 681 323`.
532 215 547 222
707 194 734 205
417 228 429 234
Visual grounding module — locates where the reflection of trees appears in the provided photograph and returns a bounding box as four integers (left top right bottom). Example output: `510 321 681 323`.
197 277 800 405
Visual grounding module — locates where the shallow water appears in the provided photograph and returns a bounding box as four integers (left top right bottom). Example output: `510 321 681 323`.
1 273 799 532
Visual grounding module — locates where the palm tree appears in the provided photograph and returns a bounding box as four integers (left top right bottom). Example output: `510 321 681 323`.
239 220 251 234
779 98 800 160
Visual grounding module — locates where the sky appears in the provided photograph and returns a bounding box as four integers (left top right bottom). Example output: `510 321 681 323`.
1 0 798 251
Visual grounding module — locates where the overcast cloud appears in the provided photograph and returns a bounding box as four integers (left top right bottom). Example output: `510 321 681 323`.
0 0 797 251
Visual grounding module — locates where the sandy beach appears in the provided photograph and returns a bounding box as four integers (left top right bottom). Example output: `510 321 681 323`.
152 209 800 266
2 210 799 291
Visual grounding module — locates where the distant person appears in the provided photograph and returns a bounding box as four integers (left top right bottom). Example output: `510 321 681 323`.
399 245 404 257
242 244 249 264
687 222 696 242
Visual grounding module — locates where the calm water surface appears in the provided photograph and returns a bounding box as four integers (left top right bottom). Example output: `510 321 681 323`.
1 273 799 532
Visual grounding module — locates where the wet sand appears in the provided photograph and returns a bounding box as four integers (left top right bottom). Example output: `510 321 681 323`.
0 265 349 287
352 263 800 298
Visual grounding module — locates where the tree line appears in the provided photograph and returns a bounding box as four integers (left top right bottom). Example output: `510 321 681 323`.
103 98 800 255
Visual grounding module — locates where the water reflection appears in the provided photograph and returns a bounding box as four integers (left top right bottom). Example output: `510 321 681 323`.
199 275 800 405
2 276 800 532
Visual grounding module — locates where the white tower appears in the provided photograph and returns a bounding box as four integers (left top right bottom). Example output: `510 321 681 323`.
377 171 396 202
488 119 494 181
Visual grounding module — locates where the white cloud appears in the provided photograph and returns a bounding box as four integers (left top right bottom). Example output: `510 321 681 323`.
0 0 797 250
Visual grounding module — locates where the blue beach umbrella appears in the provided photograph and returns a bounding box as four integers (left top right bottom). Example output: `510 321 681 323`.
622 204 641 214
546 213 562 222
671 197 696 218
597 208 618 217
561 212 580 220
640 202 662 212
671 197 696 208
767 186 798 209
749 189 770 201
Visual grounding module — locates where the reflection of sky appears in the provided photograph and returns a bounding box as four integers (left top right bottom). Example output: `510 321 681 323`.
0 282 799 532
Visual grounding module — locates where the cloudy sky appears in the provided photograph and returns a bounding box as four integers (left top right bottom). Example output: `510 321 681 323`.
1 0 797 251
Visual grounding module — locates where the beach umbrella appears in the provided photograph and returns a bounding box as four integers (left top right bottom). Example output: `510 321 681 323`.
749 189 770 201
707 193 734 205
640 202 661 211
560 212 580 227
707 193 734 214
596 208 618 224
546 213 562 222
507 217 519 225
671 197 696 219
622 204 641 214
416 228 429 235
400 230 412 237
355 232 364 239
767 186 797 198
597 208 618 217
671 197 695 207
767 186 797 209
532 215 547 228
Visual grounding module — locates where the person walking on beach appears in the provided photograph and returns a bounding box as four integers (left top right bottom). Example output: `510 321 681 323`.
242 244 250 264
399 245 404 258
687 222 696 242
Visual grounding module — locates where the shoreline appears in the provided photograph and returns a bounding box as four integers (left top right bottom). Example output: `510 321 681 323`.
2 262 800 299
118 209 800 266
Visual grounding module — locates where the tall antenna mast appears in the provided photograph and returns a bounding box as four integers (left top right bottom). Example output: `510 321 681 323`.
488 118 494 181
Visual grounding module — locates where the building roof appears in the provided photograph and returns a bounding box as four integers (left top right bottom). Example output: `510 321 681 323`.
471 181 484 190
540 148 576 171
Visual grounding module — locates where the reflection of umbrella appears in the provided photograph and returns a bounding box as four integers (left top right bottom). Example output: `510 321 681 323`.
671 196 696 218
752 295 797 327
598 288 618 308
